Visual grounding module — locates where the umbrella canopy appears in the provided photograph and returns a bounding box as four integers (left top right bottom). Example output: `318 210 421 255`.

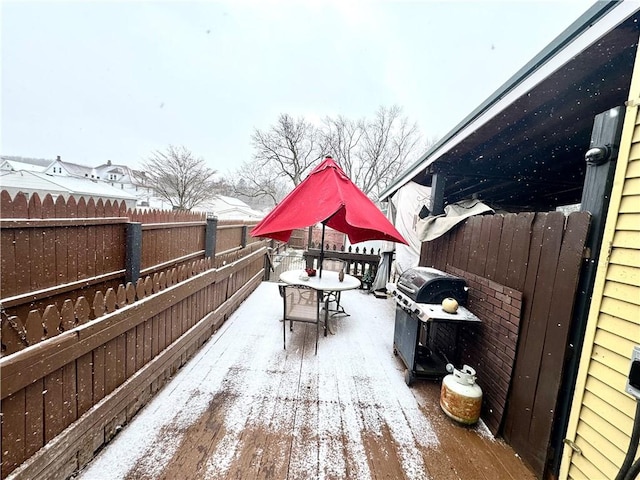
251 157 408 246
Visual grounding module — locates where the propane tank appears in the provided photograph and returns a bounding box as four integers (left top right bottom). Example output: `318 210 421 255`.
440 363 483 425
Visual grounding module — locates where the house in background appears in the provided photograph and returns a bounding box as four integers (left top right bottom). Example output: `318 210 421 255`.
0 169 138 209
194 194 265 220
0 156 51 172
381 2 639 479
0 156 263 220
1 156 155 208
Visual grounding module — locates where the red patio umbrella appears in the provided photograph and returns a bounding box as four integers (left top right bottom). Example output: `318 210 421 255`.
251 156 408 276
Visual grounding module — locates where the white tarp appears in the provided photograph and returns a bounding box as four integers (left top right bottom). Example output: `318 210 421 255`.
389 181 433 275
415 198 494 242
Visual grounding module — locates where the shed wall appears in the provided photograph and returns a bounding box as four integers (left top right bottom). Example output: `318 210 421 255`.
560 39 640 480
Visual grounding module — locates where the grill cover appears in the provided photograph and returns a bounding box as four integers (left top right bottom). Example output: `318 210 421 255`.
397 267 468 305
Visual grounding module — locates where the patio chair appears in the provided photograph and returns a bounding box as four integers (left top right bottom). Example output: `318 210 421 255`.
321 257 349 317
282 284 322 354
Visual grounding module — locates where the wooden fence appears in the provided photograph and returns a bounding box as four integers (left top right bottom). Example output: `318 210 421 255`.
0 191 267 479
420 211 590 477
1 191 261 353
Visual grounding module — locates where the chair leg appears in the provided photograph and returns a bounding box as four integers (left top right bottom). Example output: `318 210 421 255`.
283 316 286 350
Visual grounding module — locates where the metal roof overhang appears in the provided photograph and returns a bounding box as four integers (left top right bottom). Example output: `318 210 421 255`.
380 1 640 212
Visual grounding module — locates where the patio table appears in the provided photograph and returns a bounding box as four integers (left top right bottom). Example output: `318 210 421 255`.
279 269 360 335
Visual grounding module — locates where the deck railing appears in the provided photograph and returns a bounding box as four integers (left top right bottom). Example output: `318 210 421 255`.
303 247 380 288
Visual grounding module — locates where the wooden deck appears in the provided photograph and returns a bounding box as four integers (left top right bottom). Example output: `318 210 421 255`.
77 282 536 480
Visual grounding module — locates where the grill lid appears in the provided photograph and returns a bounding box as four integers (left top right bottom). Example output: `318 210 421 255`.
397 267 468 304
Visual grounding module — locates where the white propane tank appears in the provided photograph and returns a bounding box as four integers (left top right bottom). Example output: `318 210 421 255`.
440 363 483 425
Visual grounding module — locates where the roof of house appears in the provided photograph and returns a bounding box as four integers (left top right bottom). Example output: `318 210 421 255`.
0 156 53 169
380 1 640 211
196 195 265 220
0 170 138 201
53 159 96 177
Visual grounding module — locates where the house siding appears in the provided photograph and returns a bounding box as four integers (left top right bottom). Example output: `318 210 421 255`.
560 40 640 480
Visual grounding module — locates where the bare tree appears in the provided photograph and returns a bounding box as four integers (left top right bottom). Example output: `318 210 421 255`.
234 160 289 206
322 106 422 198
232 114 327 206
231 107 425 207
142 145 218 210
360 106 421 198
322 114 365 181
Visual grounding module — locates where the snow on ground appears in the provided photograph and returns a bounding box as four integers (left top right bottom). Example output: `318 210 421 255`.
77 282 445 479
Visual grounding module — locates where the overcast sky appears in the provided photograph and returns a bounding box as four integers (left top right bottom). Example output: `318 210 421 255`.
2 0 592 175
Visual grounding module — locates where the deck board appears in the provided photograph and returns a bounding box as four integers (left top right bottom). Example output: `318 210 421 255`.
77 282 536 480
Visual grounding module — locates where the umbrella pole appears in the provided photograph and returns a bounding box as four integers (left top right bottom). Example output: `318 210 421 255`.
319 222 326 278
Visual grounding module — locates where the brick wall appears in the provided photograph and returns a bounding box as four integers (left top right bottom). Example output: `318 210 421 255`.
446 266 523 435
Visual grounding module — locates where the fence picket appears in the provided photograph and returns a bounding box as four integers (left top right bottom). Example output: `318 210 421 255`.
25 380 44 459
42 194 55 217
117 285 127 307
144 277 153 297
126 283 136 304
60 299 75 331
2 315 25 352
1 390 26 477
25 310 43 345
105 288 117 313
93 291 105 318
77 196 87 217
43 367 64 442
13 193 28 217
0 189 14 218
67 196 77 218
28 193 43 218
15 227 31 295
62 362 78 430
75 297 91 324
42 305 60 339
1 225 16 297
77 352 93 416
86 197 96 217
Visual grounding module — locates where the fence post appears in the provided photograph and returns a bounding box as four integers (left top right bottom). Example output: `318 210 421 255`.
241 225 248 248
205 215 218 258
125 222 142 284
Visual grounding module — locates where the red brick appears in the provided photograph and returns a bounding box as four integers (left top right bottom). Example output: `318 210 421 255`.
487 279 503 293
487 296 501 308
504 304 520 316
496 292 511 304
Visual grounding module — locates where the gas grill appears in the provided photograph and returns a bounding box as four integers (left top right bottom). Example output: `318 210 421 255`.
388 267 480 385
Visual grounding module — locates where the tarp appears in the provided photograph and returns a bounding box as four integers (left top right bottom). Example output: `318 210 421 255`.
389 181 433 274
415 198 494 242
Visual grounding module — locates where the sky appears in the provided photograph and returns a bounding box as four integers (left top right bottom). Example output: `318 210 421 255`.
2 0 593 176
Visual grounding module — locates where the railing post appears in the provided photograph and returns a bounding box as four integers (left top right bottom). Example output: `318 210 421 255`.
205 215 218 258
125 222 142 284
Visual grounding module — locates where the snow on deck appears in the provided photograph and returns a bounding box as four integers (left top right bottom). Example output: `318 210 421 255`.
77 282 533 480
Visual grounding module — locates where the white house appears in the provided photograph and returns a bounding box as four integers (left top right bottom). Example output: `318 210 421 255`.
0 169 138 209
195 195 265 220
